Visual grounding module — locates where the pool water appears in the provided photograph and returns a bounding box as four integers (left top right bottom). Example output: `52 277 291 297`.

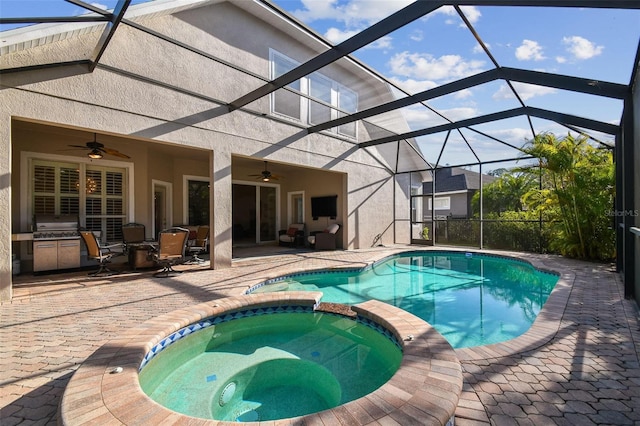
139 312 401 422
252 252 559 348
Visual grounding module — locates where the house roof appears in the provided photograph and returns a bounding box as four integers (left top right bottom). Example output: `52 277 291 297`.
423 168 497 194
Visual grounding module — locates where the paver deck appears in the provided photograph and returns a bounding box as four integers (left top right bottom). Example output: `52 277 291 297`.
1 245 639 425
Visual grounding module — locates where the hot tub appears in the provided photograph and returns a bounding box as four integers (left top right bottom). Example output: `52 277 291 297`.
138 308 402 421
60 293 462 425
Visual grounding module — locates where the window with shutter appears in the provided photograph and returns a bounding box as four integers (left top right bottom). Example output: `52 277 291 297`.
85 166 126 241
30 160 127 241
32 161 80 216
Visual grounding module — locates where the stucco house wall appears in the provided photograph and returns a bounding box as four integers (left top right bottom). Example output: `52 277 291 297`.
0 0 412 300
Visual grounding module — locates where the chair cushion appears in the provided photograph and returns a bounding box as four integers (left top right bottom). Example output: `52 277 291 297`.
286 227 298 237
325 223 340 234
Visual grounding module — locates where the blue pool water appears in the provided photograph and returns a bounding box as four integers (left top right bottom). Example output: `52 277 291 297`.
139 311 401 421
252 251 559 348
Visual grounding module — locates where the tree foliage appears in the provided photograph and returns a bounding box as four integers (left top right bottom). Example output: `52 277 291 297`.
520 133 615 260
471 171 537 215
471 133 615 261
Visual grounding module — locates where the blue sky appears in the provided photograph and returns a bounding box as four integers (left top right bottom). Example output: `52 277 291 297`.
2 0 639 167
270 0 640 166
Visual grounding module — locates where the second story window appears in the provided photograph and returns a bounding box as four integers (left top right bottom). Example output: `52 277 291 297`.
270 50 358 139
272 54 302 120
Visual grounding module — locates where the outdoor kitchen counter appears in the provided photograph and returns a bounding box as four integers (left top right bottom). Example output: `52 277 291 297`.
11 233 34 241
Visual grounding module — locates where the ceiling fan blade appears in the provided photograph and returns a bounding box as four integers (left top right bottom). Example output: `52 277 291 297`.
102 147 131 159
67 144 90 149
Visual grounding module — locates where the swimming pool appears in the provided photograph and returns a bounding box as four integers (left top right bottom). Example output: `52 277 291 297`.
139 309 402 421
249 251 559 348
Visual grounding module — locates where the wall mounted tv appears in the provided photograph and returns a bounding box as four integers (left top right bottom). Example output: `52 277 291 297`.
311 195 338 220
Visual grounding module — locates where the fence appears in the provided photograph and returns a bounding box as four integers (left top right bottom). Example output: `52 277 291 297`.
412 218 552 253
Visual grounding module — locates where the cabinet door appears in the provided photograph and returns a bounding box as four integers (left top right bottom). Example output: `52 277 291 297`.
58 240 81 269
33 241 58 272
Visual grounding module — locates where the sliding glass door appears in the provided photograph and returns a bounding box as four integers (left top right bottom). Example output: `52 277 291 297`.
232 182 279 245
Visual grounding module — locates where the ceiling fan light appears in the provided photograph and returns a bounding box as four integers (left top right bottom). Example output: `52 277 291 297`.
262 177 270 182
88 149 103 159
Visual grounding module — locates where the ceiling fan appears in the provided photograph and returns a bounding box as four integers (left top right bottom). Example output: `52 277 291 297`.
249 161 281 182
67 133 130 159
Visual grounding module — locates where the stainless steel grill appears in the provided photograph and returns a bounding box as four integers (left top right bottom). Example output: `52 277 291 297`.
32 215 82 272
33 215 80 240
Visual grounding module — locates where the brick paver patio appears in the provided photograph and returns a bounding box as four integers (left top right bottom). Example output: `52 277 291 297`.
1 246 639 425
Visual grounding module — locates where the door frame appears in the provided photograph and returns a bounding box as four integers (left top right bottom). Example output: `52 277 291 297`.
151 179 173 238
287 190 305 224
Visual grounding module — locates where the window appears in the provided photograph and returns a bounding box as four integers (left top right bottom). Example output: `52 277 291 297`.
428 196 451 210
187 179 210 225
270 50 358 139
85 167 126 241
33 161 80 216
31 159 127 241
308 73 332 125
272 54 301 120
337 85 357 138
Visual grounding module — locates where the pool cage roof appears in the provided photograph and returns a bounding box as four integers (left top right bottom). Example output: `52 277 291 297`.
1 0 639 174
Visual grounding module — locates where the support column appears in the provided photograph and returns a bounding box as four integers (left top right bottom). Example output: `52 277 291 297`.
0 116 12 302
210 149 232 269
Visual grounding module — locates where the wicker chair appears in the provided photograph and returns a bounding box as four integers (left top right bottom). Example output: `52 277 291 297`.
308 223 340 250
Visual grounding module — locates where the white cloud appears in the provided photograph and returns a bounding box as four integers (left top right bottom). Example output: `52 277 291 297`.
292 0 413 26
410 30 424 42
324 28 391 48
489 128 534 146
324 27 360 44
389 77 437 94
555 56 567 64
401 105 478 130
389 51 486 81
91 2 108 9
473 43 490 54
515 40 545 61
454 89 474 100
434 5 481 27
562 36 603 60
493 82 557 101
368 35 393 50
441 106 481 121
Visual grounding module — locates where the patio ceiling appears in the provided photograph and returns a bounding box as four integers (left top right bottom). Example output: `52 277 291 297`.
1 0 639 172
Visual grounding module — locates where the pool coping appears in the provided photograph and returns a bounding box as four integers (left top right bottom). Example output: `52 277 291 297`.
59 292 463 425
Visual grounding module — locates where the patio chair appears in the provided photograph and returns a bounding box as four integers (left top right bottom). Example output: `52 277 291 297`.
150 227 189 277
278 223 305 247
185 225 209 264
79 230 124 276
122 223 146 248
308 223 340 250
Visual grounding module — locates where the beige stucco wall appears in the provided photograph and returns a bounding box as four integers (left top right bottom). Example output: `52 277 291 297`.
0 0 408 300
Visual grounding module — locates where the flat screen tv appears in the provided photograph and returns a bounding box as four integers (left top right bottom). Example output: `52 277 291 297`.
311 195 337 219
